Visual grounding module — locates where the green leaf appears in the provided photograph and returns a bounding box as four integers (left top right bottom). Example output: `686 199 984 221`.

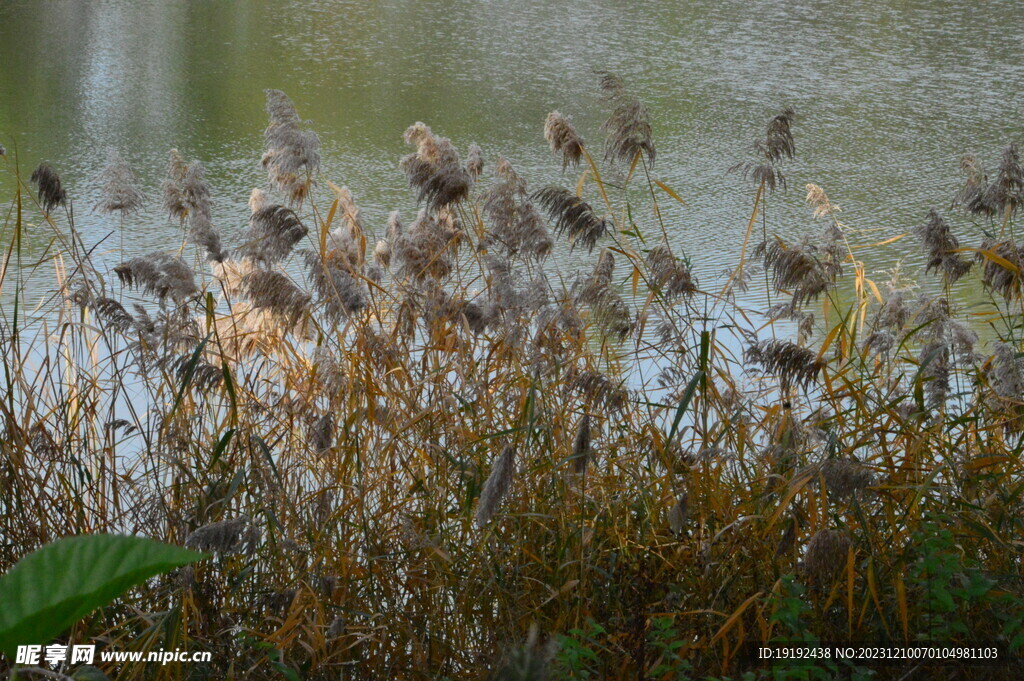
0 535 206 658
666 370 704 445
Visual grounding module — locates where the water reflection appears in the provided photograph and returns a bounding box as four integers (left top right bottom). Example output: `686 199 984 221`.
1 0 1022 316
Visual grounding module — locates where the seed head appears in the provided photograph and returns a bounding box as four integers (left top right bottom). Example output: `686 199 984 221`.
115 252 198 302
914 210 972 283
30 163 67 212
532 186 609 253
184 516 253 554
475 445 516 528
597 72 655 167
96 148 144 214
544 111 585 169
803 529 851 584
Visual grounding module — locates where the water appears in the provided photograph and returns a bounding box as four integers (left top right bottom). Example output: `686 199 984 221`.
1 0 1023 314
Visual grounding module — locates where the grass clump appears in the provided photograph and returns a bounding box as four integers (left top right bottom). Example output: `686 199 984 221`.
1 76 1024 680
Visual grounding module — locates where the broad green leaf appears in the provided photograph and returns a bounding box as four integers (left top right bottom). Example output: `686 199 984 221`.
0 535 206 658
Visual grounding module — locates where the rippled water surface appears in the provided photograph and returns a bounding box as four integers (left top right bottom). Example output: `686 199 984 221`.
1 0 1022 310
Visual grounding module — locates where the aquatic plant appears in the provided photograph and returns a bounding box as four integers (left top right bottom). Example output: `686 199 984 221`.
1 76 1023 681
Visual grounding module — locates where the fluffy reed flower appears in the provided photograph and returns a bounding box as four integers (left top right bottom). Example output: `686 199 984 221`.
475 445 516 528
991 342 1024 400
597 72 655 167
914 210 972 283
805 183 840 219
163 351 224 392
174 161 226 262
466 143 484 180
977 237 1023 301
744 339 824 392
374 239 392 268
919 337 950 409
532 186 609 253
953 145 1024 219
161 149 189 221
89 295 135 332
96 149 144 214
115 252 198 302
874 289 910 331
240 269 311 327
646 242 696 298
304 250 367 321
482 159 552 259
30 163 67 212
327 616 347 639
184 515 252 553
731 108 796 191
571 414 592 474
262 89 321 205
493 625 557 681
803 529 851 584
393 209 454 281
953 154 996 217
667 493 689 535
991 143 1024 217
238 203 308 264
756 235 840 309
820 459 874 499
544 111 585 169
570 369 628 412
400 122 472 210
575 249 633 340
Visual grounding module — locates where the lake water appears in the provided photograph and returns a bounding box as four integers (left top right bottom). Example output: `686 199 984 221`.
1 0 1023 314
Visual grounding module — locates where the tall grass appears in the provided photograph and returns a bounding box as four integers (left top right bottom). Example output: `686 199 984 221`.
1 81 1023 680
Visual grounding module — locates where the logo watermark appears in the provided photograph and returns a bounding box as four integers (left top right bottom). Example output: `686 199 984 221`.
14 644 211 666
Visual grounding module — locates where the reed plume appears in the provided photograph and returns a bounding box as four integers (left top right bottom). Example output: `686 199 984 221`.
161 149 189 221
744 339 824 392
803 529 851 584
544 111 584 169
96 148 144 214
977 237 1023 302
466 143 484 180
262 89 321 205
179 161 226 262
667 493 689 535
820 459 874 499
756 235 840 309
184 516 254 554
240 269 311 327
805 183 840 219
400 122 471 210
571 413 592 474
953 154 996 217
990 342 1024 401
30 163 67 212
597 71 655 166
304 250 367 321
646 242 696 298
570 369 628 412
914 210 972 283
238 203 308 264
575 249 633 340
482 159 552 259
393 209 454 281
991 143 1024 217
532 186 609 253
731 108 796 191
115 252 198 302
475 445 516 528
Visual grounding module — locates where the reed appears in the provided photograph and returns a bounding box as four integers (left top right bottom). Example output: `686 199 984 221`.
1 76 1023 681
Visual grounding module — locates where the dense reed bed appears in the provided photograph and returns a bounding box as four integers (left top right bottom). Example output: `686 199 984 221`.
1 78 1023 680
